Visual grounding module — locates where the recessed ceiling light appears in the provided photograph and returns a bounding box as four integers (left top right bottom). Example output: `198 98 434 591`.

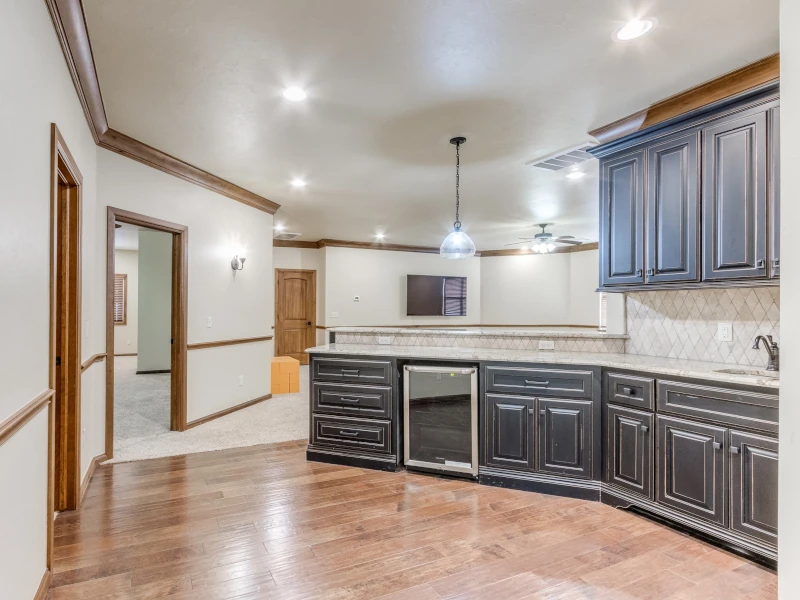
274 224 285 232
290 178 306 188
375 232 385 241
614 19 655 41
566 171 586 180
283 87 307 101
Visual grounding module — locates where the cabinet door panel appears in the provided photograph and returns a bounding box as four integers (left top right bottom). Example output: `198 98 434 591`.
646 131 700 283
606 405 653 499
484 394 534 471
538 398 592 478
600 150 645 286
657 415 727 525
702 110 768 280
730 431 778 546
769 106 780 278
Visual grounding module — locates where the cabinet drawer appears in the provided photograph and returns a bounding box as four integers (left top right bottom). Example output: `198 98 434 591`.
485 366 593 399
606 373 654 410
311 415 391 454
312 357 392 385
656 380 778 434
312 382 391 418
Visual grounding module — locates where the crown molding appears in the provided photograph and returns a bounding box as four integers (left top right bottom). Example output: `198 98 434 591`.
589 53 779 145
44 0 280 214
273 238 598 256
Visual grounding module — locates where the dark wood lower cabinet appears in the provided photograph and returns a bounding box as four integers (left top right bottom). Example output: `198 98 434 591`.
538 398 593 478
484 394 535 470
730 431 779 545
657 415 728 526
606 404 653 499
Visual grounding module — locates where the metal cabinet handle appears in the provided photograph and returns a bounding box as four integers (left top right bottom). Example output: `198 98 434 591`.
525 380 549 387
338 430 360 437
540 409 546 416
341 369 359 375
646 269 654 276
773 258 780 268
712 441 722 450
756 259 765 268
339 397 361 404
635 269 642 277
622 387 636 396
730 446 740 454
528 407 534 415
640 425 649 433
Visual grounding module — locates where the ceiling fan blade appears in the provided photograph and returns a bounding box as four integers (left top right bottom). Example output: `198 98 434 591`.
556 235 575 239
555 239 584 245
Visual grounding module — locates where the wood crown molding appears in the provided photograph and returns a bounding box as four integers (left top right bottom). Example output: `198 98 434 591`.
80 353 106 372
79 453 106 503
186 394 272 429
274 239 599 256
589 53 779 145
0 390 54 447
187 335 274 351
44 0 279 214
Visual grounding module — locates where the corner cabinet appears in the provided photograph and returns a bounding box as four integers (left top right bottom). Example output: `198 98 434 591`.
593 84 779 291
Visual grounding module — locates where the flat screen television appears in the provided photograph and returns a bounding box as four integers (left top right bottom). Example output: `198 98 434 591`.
406 275 467 316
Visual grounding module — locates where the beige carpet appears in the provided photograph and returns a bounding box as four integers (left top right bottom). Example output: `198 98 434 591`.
107 356 309 463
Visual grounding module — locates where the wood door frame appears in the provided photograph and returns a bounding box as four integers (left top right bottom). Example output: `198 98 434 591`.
49 124 82 515
274 269 317 364
105 207 188 459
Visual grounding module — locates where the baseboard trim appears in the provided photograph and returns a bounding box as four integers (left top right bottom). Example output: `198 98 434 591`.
185 394 272 429
80 453 107 503
34 568 51 600
306 445 399 472
479 466 602 501
136 369 171 375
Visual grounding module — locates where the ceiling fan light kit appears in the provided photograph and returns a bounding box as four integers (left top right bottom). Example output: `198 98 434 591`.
504 223 586 254
440 137 476 259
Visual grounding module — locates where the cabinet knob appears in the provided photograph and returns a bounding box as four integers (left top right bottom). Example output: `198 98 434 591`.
773 258 780 268
528 408 534 416
646 269 654 276
640 425 649 433
756 259 765 268
635 269 642 277
730 446 740 454
712 441 722 450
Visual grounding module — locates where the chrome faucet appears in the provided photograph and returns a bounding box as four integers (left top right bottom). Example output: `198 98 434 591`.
752 335 779 372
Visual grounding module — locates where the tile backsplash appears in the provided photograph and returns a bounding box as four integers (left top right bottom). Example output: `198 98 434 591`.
626 288 780 366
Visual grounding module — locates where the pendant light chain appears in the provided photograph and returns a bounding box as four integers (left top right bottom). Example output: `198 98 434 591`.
454 140 461 229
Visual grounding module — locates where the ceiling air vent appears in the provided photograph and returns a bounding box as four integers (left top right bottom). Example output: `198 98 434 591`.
273 232 302 241
526 142 597 171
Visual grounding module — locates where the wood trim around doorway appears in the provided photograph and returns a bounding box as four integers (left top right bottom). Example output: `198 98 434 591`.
105 207 189 459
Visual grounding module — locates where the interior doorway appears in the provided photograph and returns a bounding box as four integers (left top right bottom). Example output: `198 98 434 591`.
275 269 317 364
105 208 188 460
50 125 82 512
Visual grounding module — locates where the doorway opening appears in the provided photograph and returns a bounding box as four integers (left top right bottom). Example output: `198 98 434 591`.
275 269 317 365
105 208 188 460
50 125 82 513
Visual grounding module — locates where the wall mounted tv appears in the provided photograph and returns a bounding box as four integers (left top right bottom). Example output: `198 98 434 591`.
406 275 467 316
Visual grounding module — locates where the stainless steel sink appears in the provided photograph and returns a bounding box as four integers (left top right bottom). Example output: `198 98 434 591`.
713 368 779 378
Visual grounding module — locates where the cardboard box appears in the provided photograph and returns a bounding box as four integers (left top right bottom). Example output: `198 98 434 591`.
271 356 300 394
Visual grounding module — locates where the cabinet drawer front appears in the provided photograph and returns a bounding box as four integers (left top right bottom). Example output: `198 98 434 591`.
312 415 391 453
484 394 535 471
312 357 392 385
656 380 778 434
606 373 654 410
538 398 593 479
730 431 778 546
485 366 593 399
657 415 727 526
312 382 391 418
605 405 653 499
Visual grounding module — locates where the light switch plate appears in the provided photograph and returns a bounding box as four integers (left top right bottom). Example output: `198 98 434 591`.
207 317 213 328
538 340 555 350
331 311 339 318
238 374 244 386
353 295 360 302
717 322 733 342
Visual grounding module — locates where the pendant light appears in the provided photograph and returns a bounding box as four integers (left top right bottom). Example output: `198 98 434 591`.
440 137 476 259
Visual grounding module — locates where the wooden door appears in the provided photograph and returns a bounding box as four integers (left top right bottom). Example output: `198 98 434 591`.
605 404 653 499
702 108 769 280
537 398 592 478
730 431 778 545
484 394 535 471
599 148 645 286
275 269 316 365
646 131 700 283
656 415 727 525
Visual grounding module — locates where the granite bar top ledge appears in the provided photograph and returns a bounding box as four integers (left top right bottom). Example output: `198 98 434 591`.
325 327 628 339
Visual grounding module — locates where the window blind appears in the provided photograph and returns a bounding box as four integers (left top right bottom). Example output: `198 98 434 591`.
442 277 467 316
114 274 127 325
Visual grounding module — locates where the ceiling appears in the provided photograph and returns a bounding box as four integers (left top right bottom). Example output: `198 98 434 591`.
84 0 778 249
114 223 140 251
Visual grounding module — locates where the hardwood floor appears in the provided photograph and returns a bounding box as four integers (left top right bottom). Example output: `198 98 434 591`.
50 440 777 599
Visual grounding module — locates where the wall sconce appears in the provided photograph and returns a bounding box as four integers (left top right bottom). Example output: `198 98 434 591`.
231 251 247 271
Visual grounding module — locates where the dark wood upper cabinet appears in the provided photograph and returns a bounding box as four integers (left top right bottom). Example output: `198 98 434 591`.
538 398 592 478
646 131 700 283
484 394 535 471
730 431 778 545
600 149 645 286
769 106 780 278
605 404 653 499
702 108 769 280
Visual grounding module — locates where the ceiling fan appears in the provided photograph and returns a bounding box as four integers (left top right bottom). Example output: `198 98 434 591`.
505 223 587 253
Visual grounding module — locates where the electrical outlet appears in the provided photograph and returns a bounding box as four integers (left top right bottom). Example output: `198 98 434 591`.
331 312 339 318
538 340 555 350
717 322 733 342
207 317 213 328
238 374 244 386
353 295 360 302
378 336 391 345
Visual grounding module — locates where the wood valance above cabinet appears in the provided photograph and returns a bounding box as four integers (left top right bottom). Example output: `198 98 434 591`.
591 82 779 292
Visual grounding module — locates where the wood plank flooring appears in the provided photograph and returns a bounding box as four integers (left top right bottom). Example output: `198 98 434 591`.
50 440 777 600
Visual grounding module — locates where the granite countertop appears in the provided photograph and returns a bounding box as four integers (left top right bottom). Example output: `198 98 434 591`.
325 327 628 340
306 343 780 389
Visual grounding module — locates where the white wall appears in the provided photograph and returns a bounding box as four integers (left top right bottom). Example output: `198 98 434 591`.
114 250 139 354
273 247 327 345
98 149 274 423
0 0 100 596
780 3 798 596
324 246 482 326
137 231 172 372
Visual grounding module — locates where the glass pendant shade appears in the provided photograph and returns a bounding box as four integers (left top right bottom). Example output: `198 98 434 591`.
440 227 476 259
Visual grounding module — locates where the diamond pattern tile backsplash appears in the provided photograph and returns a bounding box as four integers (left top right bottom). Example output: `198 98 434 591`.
626 288 780 366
